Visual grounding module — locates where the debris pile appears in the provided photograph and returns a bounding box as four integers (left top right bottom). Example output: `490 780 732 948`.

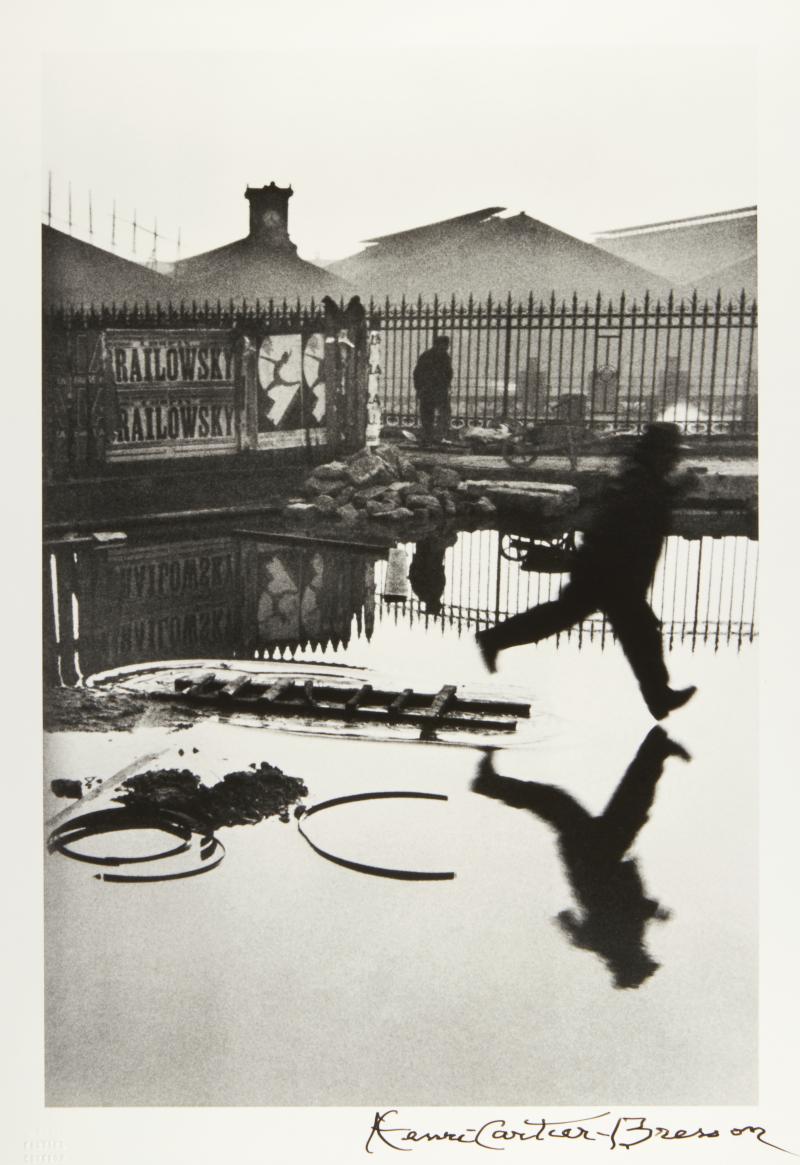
113 763 308 830
284 444 497 527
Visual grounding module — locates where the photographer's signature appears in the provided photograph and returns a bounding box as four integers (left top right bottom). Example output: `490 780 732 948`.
366 1109 794 1154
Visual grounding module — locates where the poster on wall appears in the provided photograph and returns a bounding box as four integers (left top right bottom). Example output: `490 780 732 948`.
107 330 239 459
256 332 327 449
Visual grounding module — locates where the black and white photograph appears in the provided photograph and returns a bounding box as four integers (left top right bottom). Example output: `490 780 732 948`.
3 3 799 1161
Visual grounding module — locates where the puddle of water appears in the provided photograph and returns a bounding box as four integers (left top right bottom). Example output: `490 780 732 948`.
43 523 758 1107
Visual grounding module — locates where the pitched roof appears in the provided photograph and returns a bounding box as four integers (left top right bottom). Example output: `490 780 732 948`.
363 207 505 245
329 208 672 302
172 235 350 304
43 224 173 308
677 252 757 301
594 206 756 239
594 208 757 285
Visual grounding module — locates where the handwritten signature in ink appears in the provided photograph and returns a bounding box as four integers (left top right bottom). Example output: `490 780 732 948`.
365 1109 794 1154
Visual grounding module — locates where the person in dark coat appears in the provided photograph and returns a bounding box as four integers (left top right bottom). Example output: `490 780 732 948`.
413 336 453 443
408 531 458 615
475 423 696 720
472 727 690 988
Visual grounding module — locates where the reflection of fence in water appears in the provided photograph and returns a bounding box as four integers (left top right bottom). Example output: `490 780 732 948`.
44 527 758 690
379 531 758 649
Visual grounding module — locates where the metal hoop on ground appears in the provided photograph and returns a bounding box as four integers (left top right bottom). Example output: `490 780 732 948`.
47 807 226 882
296 790 455 881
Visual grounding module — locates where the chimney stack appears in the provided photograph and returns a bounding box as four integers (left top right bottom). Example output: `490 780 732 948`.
245 182 296 251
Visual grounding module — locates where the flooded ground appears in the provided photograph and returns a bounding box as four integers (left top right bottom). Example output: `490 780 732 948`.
43 524 758 1106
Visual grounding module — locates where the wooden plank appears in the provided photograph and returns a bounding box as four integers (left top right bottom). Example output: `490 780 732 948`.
300 685 529 717
152 688 518 732
388 688 413 717
174 671 216 692
422 685 457 720
234 528 394 553
220 675 253 698
345 683 373 712
255 678 295 705
184 672 218 697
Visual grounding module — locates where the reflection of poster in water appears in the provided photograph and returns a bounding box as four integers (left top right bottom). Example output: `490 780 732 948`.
254 545 375 654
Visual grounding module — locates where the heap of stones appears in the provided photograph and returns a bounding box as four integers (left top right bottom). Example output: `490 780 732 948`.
284 444 497 527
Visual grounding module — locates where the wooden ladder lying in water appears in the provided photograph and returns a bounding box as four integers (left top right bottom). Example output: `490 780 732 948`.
163 672 530 738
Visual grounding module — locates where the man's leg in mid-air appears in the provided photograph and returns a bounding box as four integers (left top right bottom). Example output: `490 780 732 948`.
476 583 594 673
606 598 695 719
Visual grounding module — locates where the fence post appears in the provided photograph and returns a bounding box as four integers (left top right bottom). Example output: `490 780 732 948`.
706 290 722 436
502 293 513 417
367 329 383 446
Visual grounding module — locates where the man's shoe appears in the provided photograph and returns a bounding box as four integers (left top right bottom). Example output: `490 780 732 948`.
641 726 692 761
648 685 697 721
475 631 498 675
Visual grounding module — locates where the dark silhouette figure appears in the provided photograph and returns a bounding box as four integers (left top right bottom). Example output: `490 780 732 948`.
408 532 458 615
321 295 342 335
472 727 690 988
413 336 453 443
344 295 368 349
343 294 366 327
322 295 366 340
476 423 696 719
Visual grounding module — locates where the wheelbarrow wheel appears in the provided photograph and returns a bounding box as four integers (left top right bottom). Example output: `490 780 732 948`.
502 431 539 467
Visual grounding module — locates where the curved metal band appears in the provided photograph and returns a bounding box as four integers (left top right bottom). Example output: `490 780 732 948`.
297 791 455 881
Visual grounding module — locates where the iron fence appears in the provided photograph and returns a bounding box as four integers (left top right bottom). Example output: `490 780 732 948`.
369 291 758 437
43 290 759 475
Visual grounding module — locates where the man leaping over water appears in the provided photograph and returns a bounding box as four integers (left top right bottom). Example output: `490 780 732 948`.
476 422 696 720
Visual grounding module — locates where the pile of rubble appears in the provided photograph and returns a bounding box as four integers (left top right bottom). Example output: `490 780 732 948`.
284 444 497 527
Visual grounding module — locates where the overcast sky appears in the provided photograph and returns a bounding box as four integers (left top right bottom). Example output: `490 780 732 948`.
43 45 756 265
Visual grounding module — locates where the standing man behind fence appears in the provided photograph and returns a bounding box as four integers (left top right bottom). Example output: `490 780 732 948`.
413 336 453 444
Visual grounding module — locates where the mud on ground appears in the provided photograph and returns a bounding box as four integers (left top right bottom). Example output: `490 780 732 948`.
43 686 203 734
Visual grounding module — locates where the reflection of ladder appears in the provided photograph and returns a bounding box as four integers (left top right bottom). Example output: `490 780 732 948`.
166 672 530 738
